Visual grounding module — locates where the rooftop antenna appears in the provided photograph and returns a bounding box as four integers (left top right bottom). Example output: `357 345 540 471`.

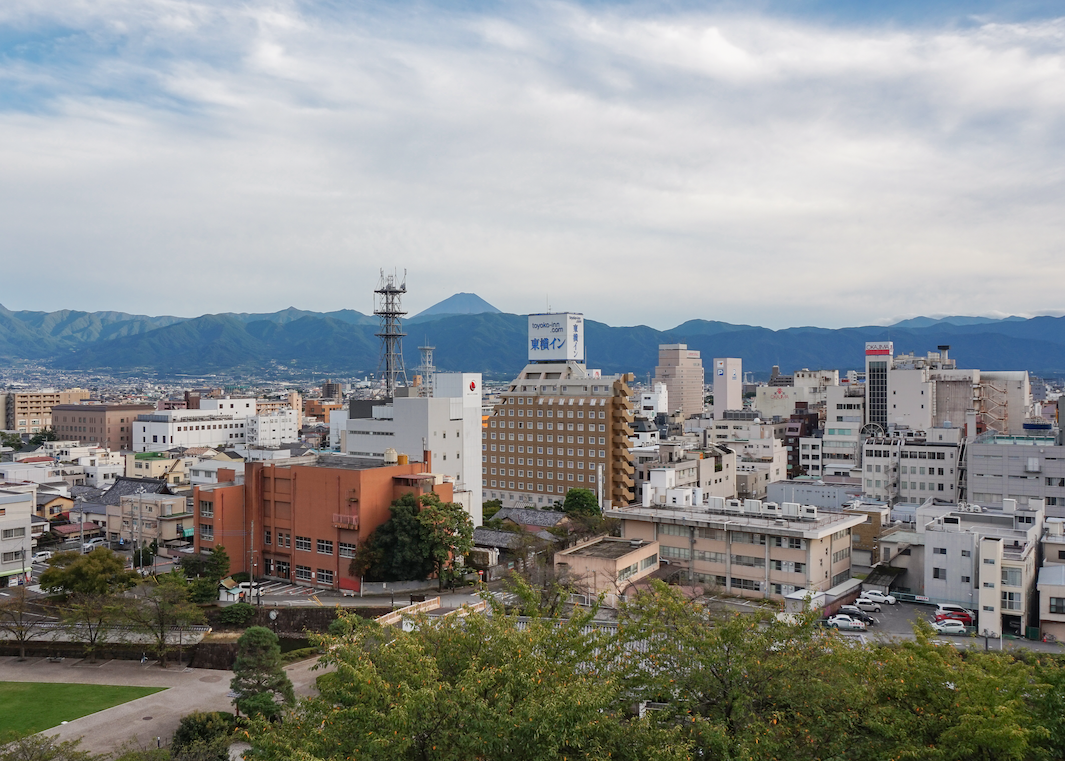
374 268 409 400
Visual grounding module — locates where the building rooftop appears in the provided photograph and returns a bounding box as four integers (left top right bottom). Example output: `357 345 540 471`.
607 503 866 537
559 537 653 560
98 476 175 505
1039 565 1065 587
496 508 567 528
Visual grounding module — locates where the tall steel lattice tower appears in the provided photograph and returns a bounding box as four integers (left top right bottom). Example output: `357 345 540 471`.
374 269 409 399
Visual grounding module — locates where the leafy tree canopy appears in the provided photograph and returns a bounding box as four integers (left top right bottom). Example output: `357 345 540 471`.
351 492 473 586
561 487 601 517
39 549 138 596
230 626 295 719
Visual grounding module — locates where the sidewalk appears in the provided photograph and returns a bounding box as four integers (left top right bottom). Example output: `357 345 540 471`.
0 655 326 755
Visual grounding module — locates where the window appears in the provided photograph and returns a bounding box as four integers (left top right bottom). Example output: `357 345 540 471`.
731 554 766 568
1001 567 1021 587
199 524 214 541
317 569 334 585
265 530 271 545
983 558 996 565
660 545 691 560
295 536 311 552
339 542 357 558
317 539 334 555
983 582 995 588
832 547 850 563
1050 597 1065 615
933 547 946 555
295 565 312 581
198 500 214 517
1001 591 1021 611
933 567 946 580
730 577 761 591
1 527 26 540
961 575 970 583
961 550 971 558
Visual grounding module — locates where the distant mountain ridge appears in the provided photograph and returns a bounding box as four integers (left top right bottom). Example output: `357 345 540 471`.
411 293 501 321
2 301 1064 378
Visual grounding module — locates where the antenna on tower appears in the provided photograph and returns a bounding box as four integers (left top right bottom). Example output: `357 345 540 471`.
375 268 409 400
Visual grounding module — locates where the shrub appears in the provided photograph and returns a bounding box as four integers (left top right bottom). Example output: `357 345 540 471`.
172 711 238 761
217 602 256 626
280 646 321 664
188 578 218 604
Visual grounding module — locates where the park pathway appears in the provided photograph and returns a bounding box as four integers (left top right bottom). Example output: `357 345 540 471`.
0 655 326 755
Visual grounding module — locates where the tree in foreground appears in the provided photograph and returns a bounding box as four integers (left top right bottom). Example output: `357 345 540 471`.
249 595 687 761
0 732 92 761
230 626 295 719
0 585 51 660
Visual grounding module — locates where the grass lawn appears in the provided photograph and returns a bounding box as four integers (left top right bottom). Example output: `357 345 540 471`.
0 681 165 734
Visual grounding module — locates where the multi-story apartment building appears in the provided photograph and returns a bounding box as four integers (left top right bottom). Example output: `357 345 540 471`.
305 399 343 422
106 492 195 549
653 345 704 419
51 403 156 451
0 489 33 588
862 428 962 504
246 409 300 448
339 373 483 524
633 443 737 504
1 389 90 434
125 451 197 486
193 455 455 592
821 385 865 477
880 498 1044 637
485 314 635 510
608 493 865 600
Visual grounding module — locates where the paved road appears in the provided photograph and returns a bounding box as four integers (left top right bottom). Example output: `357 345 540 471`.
0 655 327 755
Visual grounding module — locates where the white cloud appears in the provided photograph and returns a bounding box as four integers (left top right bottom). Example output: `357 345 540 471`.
0 1 1063 329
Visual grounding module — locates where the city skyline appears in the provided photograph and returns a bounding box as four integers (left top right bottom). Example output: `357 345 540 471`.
2 1 1064 329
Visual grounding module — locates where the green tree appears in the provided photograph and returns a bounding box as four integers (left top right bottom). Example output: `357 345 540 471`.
124 572 206 668
561 487 601 517
61 592 122 664
0 432 23 451
187 577 218 604
39 549 138 596
230 626 295 719
349 493 435 582
205 545 230 582
171 711 238 761
0 732 93 761
28 427 59 446
417 492 474 591
0 585 51 660
250 605 687 761
481 498 503 521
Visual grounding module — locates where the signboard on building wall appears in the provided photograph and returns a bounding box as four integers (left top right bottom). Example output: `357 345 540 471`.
865 342 893 356
528 313 584 362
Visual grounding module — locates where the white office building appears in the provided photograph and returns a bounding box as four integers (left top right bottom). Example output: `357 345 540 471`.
133 409 248 452
342 372 483 525
246 409 300 448
712 358 743 419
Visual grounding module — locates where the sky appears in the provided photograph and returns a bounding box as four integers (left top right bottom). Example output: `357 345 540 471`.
1 0 1064 330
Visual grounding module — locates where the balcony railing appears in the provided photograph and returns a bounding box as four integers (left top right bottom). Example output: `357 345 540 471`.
333 513 359 530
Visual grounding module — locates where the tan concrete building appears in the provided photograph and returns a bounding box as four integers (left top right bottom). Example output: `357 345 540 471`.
608 499 865 600
554 536 660 603
485 365 636 510
52 403 155 451
654 344 705 419
2 389 90 434
124 451 196 486
108 492 195 549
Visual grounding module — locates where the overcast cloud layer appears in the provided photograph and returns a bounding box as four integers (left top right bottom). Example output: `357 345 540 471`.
1 1 1063 329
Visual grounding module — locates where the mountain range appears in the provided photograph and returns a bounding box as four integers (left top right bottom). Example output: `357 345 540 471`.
1 297 1064 379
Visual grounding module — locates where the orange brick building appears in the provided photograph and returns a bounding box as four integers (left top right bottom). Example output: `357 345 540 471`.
193 454 451 593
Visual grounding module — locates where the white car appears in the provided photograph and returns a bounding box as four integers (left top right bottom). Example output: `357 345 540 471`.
82 538 107 551
30 550 53 564
931 619 968 635
859 590 897 605
826 614 867 631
